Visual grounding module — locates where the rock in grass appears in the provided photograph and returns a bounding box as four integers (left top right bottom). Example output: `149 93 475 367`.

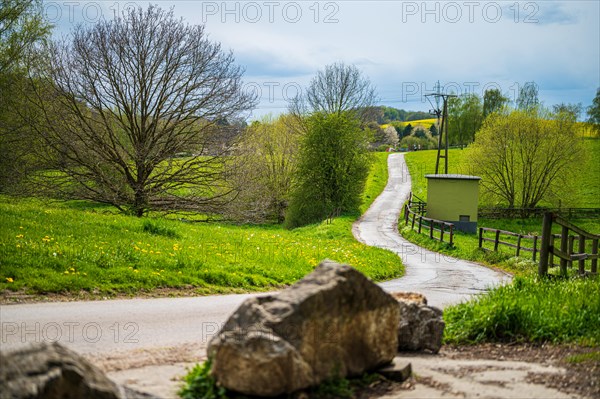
207 260 401 397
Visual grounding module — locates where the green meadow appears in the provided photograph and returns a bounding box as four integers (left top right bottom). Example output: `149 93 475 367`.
0 153 403 298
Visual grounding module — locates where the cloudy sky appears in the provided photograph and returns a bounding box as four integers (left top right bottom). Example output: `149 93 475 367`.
46 1 599 119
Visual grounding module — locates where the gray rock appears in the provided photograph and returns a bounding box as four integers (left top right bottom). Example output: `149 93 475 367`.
377 358 412 382
0 342 156 399
395 296 445 353
207 260 400 397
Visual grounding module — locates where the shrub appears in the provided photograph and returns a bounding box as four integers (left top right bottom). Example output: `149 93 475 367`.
178 359 225 399
285 112 371 228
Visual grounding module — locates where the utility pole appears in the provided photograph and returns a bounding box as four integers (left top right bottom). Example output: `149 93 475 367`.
426 81 456 174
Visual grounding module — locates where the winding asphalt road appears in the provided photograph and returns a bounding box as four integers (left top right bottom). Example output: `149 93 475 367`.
0 153 510 357
353 153 511 307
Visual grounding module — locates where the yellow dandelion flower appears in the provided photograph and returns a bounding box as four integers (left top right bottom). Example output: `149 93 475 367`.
16 234 24 238
177 271 182 275
6 277 14 283
149 250 154 254
69 267 75 272
133 270 139 273
64 271 69 274
16 244 21 248
141 249 147 253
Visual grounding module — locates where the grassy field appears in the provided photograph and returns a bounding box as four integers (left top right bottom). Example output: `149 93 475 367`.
0 153 403 297
401 140 600 276
402 142 600 347
405 139 600 209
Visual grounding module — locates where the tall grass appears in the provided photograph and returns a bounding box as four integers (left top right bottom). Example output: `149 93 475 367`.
444 275 600 345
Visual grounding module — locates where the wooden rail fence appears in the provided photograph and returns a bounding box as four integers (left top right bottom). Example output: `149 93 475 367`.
479 228 539 261
404 193 454 245
478 207 600 219
538 213 599 277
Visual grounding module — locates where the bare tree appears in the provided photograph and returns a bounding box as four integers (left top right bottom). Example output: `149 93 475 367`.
290 62 377 124
25 6 256 216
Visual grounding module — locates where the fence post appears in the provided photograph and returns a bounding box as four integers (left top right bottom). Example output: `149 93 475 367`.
592 239 598 274
417 216 422 233
429 222 434 239
494 230 501 251
568 235 575 269
404 204 409 224
533 235 538 262
449 224 454 246
516 234 522 257
440 223 445 243
578 235 586 275
560 226 569 276
478 228 484 249
538 212 553 277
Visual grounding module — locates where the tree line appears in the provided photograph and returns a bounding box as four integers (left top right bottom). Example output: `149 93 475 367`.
0 2 377 228
1 1 599 224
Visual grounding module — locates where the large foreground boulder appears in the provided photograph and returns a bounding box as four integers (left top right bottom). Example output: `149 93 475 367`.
207 260 401 397
0 342 153 399
392 292 445 353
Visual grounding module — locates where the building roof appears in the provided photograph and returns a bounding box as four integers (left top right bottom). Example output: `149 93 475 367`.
425 174 481 180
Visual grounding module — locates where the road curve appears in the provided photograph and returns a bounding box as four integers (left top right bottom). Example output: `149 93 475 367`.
353 153 511 308
1 153 510 357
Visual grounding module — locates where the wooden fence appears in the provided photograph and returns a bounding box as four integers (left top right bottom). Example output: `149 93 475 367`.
538 213 599 277
479 228 539 261
404 193 454 245
478 207 600 219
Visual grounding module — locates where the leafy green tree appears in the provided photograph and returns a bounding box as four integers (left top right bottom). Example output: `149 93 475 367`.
469 108 585 213
483 88 509 118
284 112 370 228
0 0 51 193
448 94 483 146
228 115 301 223
429 123 438 137
552 103 582 121
0 0 50 73
402 123 414 138
586 88 600 136
516 82 540 111
413 127 427 139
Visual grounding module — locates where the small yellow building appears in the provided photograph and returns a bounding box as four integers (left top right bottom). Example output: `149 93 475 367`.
425 174 481 233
